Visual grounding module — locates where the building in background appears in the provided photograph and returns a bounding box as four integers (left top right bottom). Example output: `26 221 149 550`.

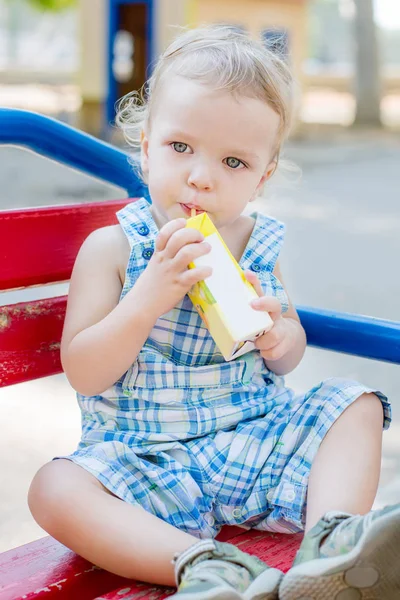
1 0 399 133
78 0 307 134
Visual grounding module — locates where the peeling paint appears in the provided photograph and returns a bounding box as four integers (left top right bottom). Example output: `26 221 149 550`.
84 565 102 573
32 586 52 594
236 533 265 547
49 579 67 591
96 584 174 600
1 299 64 321
35 342 61 355
48 342 61 351
25 303 48 316
0 313 10 331
73 565 100 577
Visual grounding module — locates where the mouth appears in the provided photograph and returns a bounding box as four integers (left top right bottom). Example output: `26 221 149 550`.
180 203 205 217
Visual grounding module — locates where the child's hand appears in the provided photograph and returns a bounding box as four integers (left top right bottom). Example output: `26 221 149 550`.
137 218 212 317
245 270 298 362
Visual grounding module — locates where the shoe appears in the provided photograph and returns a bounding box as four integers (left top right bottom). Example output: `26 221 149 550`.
279 503 400 599
169 538 283 600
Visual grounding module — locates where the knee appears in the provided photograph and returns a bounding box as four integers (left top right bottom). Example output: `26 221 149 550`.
28 459 79 533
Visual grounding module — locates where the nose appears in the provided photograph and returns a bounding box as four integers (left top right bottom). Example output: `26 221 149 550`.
187 160 214 191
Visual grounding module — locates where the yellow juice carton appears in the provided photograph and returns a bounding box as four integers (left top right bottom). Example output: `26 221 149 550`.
186 212 273 361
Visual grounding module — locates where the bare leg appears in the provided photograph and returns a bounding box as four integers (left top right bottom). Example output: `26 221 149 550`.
28 459 197 585
305 393 383 532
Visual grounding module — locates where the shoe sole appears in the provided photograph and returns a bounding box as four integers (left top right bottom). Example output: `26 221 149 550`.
244 567 283 600
168 585 243 600
279 507 400 600
170 568 282 600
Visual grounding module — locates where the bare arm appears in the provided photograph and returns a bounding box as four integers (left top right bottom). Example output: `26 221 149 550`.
61 220 212 396
266 261 307 375
60 226 159 396
246 261 307 376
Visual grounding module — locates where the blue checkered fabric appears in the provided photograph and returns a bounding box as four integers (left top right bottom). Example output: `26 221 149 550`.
60 198 391 537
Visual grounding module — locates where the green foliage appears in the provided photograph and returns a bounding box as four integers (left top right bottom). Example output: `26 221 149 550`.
27 0 76 11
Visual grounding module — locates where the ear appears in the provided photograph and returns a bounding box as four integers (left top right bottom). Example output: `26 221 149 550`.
140 130 149 174
250 159 277 202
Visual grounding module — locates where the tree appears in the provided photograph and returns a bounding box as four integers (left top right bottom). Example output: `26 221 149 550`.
27 0 76 10
6 0 76 12
353 0 382 126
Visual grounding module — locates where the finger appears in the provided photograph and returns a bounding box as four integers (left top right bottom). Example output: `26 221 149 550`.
259 339 287 362
163 226 205 259
155 219 187 252
180 265 213 288
254 324 282 351
244 270 263 297
251 296 282 321
174 240 211 270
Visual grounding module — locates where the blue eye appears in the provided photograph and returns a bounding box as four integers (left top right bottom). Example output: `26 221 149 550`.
172 142 188 153
225 157 245 169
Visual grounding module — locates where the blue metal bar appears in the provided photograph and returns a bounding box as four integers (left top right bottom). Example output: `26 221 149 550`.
298 306 400 364
0 108 146 197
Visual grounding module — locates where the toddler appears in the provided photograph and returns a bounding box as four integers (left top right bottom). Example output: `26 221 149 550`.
29 25 398 600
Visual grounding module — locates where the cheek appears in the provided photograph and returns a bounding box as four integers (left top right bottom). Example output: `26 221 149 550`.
228 172 257 194
150 147 179 173
147 150 167 178
160 153 187 183
147 157 179 197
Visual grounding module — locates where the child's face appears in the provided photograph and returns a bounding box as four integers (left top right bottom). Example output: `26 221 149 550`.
141 76 280 230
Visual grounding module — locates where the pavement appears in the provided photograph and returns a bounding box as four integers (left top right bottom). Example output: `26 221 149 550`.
0 122 400 553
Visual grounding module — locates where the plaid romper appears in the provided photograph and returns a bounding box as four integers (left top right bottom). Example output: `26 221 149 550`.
60 198 391 538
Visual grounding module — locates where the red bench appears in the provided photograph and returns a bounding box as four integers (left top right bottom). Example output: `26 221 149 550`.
0 200 302 600
1 109 399 600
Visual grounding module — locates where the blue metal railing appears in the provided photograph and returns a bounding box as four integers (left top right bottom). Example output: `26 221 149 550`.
2 109 399 364
297 307 400 364
0 108 146 198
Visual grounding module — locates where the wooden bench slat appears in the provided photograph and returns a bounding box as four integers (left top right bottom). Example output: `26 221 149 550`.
3 296 400 389
97 530 302 599
97 585 173 599
0 536 129 600
0 530 302 600
0 199 129 291
0 297 66 387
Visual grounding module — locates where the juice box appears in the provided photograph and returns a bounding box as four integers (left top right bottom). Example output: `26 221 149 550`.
186 212 273 361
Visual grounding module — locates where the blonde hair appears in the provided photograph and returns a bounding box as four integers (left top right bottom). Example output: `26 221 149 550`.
116 24 294 177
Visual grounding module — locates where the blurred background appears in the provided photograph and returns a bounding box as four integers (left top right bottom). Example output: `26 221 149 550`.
1 0 400 133
1 0 400 553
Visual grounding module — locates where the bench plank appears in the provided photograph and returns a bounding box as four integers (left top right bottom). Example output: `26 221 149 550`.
0 531 301 600
0 297 66 387
0 536 129 600
0 199 129 291
3 298 400 389
98 530 303 599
